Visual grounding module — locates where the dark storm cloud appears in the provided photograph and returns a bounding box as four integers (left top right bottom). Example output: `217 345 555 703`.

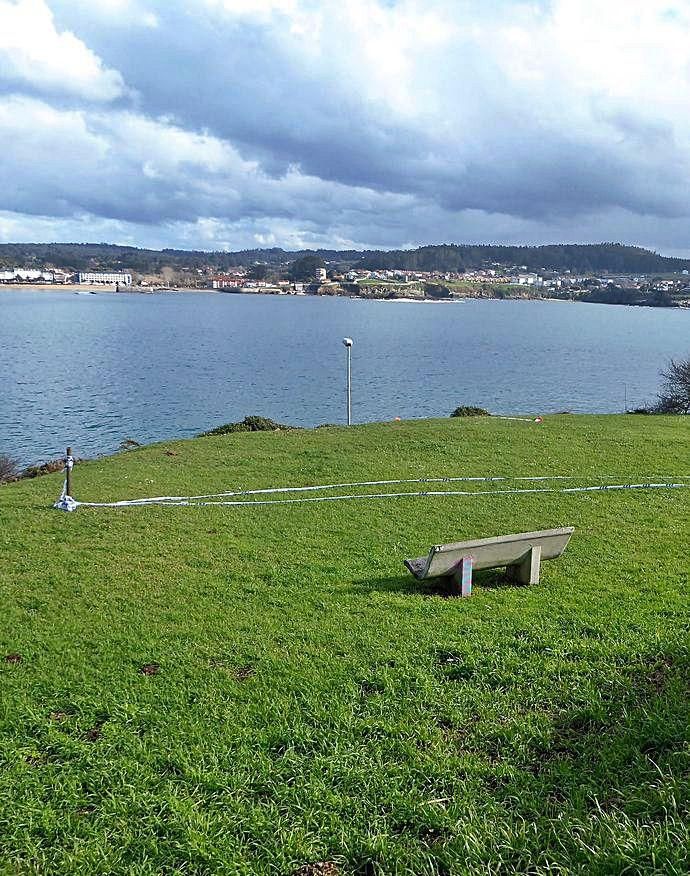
1 0 690 251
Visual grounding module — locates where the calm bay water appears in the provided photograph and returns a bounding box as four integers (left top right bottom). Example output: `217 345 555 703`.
1 289 688 465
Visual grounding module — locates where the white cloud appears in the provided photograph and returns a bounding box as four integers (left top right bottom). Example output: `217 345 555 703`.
0 0 126 101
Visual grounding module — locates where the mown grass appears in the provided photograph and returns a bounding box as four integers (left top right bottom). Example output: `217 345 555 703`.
1 415 688 875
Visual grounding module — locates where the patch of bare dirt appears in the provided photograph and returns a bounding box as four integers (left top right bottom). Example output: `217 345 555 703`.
646 655 675 694
293 864 340 876
83 715 109 742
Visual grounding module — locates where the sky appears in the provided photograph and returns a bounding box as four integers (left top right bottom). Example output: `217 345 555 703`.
1 0 690 254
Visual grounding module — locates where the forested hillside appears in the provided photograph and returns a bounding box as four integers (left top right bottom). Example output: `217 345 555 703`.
1 242 688 274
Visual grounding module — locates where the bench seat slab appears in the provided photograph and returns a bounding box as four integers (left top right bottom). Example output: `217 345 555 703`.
404 527 573 596
405 527 573 581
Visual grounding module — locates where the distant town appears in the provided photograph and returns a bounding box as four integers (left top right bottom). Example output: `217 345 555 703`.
2 243 690 307
3 262 690 309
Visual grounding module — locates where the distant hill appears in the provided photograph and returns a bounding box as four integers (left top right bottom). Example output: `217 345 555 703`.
0 241 688 275
357 243 690 274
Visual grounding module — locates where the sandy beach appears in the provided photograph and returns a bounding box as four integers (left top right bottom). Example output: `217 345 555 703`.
2 283 122 293
0 284 208 294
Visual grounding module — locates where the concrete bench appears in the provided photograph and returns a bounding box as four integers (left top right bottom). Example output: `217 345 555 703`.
404 527 574 597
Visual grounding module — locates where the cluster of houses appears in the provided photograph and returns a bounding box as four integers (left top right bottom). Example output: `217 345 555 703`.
0 268 71 283
0 269 132 285
210 272 307 294
209 265 501 290
4 260 689 305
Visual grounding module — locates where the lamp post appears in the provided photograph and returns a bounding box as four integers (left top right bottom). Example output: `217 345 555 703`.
342 337 353 425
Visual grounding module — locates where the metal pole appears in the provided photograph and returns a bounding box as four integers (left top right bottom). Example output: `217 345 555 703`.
347 345 351 426
342 338 353 426
66 446 73 497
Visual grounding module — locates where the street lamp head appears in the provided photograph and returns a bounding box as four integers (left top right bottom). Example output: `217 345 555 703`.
342 337 353 347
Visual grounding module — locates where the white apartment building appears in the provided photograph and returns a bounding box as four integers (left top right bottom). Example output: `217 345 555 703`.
78 272 132 285
0 268 54 282
516 273 545 287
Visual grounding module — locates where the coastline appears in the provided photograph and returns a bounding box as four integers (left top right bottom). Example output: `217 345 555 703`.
2 284 687 308
2 283 106 293
0 284 203 294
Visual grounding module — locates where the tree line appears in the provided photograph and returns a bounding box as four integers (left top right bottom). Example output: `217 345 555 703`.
1 242 689 275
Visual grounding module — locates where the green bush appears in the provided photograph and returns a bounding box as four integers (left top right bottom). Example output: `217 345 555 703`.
200 415 294 437
450 406 490 417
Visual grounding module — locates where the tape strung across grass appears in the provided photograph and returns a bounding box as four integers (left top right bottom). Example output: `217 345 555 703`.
55 473 690 510
67 474 619 506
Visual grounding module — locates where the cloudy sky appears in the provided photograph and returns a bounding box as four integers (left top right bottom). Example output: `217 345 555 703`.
1 0 690 253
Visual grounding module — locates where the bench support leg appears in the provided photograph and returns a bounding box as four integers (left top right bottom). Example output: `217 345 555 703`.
507 545 542 585
450 555 473 598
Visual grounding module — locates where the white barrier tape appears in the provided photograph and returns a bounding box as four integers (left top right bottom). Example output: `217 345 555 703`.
74 481 690 509
72 474 577 506
64 473 690 507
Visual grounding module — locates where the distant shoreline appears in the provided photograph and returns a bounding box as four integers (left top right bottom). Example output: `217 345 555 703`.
1 283 108 293
2 284 688 309
0 284 209 294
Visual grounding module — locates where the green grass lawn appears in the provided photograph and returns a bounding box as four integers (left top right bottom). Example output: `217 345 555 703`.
1 416 688 875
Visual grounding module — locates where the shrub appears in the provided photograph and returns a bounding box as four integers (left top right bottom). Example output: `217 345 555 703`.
653 396 687 414
200 415 294 437
450 406 490 418
0 454 20 484
652 355 690 414
637 355 690 414
22 459 68 479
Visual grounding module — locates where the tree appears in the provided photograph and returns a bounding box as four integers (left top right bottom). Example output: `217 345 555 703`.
247 263 269 281
654 355 690 413
288 254 324 282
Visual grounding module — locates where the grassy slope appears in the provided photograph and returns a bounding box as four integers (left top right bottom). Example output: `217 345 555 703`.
0 416 688 876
